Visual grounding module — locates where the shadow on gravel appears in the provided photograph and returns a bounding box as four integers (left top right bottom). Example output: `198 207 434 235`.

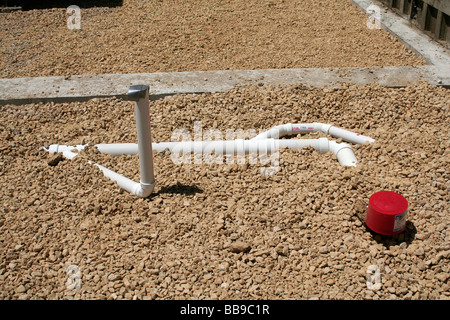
153 183 204 197
367 221 418 248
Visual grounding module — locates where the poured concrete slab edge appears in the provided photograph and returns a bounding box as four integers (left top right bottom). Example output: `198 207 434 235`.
0 66 438 105
0 0 449 105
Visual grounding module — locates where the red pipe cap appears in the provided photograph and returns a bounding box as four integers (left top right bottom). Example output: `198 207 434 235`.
365 191 408 235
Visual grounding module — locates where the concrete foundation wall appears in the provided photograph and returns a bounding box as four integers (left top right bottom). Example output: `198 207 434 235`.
380 0 450 45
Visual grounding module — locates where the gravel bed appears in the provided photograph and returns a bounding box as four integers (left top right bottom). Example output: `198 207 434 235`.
0 0 425 78
0 82 448 300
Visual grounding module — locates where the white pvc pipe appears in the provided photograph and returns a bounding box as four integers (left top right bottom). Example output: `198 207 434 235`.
325 125 375 145
47 137 358 167
128 85 156 197
55 150 149 197
277 138 357 166
44 95 373 196
94 163 149 198
45 85 158 198
49 121 371 168
96 143 137 156
46 144 86 154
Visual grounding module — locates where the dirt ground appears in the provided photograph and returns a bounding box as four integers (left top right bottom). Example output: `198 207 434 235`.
0 0 425 78
0 81 448 300
0 0 447 302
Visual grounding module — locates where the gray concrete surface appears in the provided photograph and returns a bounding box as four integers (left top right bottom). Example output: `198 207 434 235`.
0 66 437 105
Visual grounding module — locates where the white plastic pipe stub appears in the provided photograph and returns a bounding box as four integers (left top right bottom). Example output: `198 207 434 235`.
128 84 156 196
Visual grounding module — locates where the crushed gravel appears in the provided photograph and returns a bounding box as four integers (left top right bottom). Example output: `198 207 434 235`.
0 81 448 300
0 0 425 79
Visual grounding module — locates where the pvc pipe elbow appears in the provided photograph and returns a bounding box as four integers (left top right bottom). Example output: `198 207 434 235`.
316 123 332 134
94 163 156 198
253 123 293 139
134 181 156 198
329 141 357 166
291 122 375 145
336 147 358 167
278 123 293 137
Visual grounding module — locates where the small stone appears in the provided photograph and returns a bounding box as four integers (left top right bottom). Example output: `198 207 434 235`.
343 235 354 242
108 273 119 281
417 262 426 271
435 250 450 262
298 222 307 229
436 273 449 282
275 244 288 256
319 246 329 254
228 241 251 253
16 285 26 293
47 154 63 166
414 247 425 257
148 268 159 275
32 243 43 252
